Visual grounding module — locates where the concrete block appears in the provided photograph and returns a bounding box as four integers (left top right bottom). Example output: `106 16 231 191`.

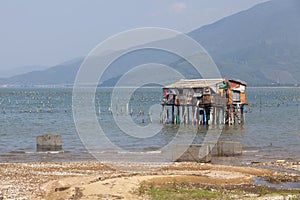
205 142 242 156
36 134 62 151
173 144 212 163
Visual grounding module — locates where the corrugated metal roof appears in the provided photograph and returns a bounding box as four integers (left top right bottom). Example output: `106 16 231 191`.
228 79 247 86
164 79 225 89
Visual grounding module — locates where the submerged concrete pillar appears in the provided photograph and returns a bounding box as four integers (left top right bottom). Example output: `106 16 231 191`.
36 134 62 151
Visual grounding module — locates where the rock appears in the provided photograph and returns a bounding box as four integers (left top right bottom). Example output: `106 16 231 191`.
55 187 70 192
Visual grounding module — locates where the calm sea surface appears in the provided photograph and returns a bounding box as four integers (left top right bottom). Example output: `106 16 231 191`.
0 87 299 163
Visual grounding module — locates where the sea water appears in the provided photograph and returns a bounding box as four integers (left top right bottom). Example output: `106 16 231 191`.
0 87 299 163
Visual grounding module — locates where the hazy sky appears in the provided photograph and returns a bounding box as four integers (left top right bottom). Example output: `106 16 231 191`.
0 0 269 71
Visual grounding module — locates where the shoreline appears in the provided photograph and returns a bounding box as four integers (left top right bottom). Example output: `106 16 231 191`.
0 161 299 200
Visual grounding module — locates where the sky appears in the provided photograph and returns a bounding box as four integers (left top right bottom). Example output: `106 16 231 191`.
0 0 269 71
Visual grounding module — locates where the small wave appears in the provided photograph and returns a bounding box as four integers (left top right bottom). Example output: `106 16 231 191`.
87 151 162 154
242 150 259 153
89 151 116 154
89 150 162 155
36 151 64 154
117 150 162 154
10 150 65 154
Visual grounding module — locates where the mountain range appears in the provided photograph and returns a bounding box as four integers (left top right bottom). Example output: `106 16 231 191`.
0 0 299 87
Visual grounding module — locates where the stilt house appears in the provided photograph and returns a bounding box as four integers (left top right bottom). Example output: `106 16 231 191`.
161 78 247 126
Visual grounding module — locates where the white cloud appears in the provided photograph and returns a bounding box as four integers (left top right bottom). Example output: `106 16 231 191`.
169 2 187 14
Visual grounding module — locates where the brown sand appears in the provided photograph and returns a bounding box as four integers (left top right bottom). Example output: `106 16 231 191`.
0 161 299 200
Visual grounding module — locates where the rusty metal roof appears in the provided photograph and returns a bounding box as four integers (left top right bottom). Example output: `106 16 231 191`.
164 79 225 89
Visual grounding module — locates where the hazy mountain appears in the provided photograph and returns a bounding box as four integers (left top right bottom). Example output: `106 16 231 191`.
0 58 83 86
188 0 300 85
1 0 299 86
0 65 48 78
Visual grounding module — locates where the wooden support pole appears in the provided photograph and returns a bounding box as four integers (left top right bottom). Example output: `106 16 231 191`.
166 108 169 124
231 107 235 126
233 106 236 125
260 97 262 112
207 107 211 125
161 105 165 124
116 103 119 116
209 107 213 126
219 108 224 125
240 105 244 125
216 108 219 125
192 106 195 125
182 105 185 124
214 107 217 126
176 105 180 124
196 106 200 126
126 103 129 115
187 106 190 125
223 108 226 125
203 107 207 125
172 105 175 124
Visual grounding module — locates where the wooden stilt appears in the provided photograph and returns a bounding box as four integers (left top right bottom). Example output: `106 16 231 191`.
166 108 169 124
214 107 217 126
182 105 185 124
126 103 129 115
176 105 180 124
187 106 190 124
161 105 165 124
172 105 175 124
209 107 213 126
196 106 200 126
192 106 195 125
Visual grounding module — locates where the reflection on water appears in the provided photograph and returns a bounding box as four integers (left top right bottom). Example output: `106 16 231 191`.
254 177 300 190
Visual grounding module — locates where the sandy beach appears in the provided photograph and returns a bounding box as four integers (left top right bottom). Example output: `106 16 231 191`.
0 161 300 200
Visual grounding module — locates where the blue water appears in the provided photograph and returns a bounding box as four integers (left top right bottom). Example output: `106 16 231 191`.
0 87 299 163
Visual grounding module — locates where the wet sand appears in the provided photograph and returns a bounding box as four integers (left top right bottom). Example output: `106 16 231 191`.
0 161 300 199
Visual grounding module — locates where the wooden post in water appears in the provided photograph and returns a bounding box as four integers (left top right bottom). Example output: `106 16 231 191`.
217 107 220 125
209 107 213 126
260 97 262 112
126 103 129 115
187 106 190 124
161 105 165 124
181 105 186 124
191 106 195 125
219 108 224 125
172 105 175 124
166 108 169 124
98 101 101 114
203 107 207 125
196 106 200 126
240 105 244 125
232 107 235 125
176 105 180 124
214 107 217 126
228 107 232 126
116 103 119 116
207 107 211 125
